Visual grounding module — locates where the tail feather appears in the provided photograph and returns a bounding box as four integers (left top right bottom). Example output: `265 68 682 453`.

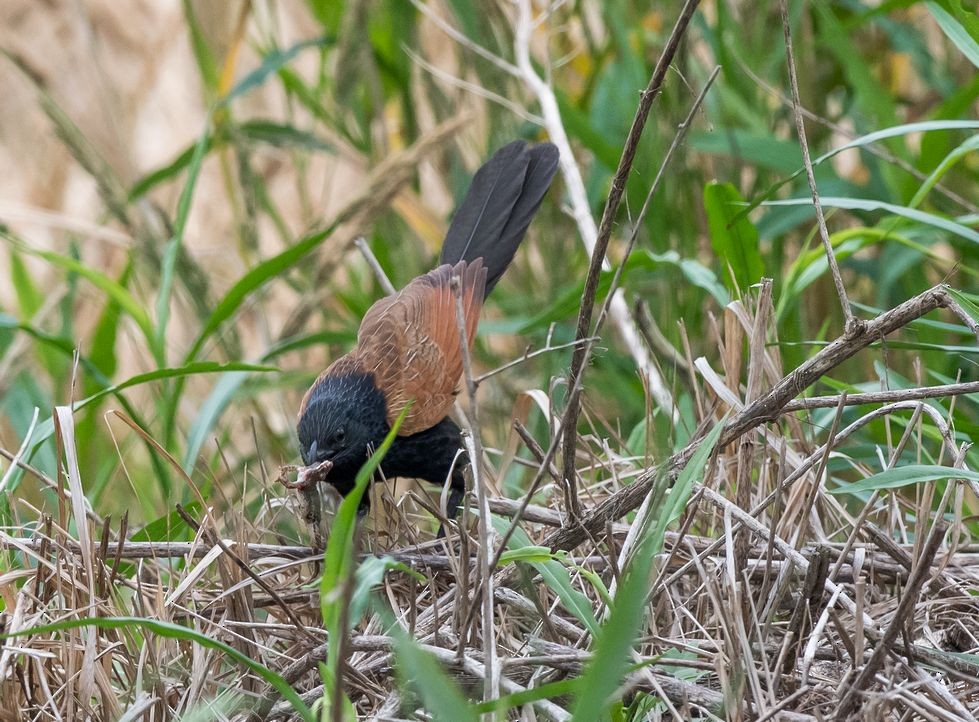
440 140 559 296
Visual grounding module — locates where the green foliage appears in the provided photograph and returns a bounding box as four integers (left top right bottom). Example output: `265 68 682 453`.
704 182 766 294
2 2 979 718
831 464 979 495
0 616 314 721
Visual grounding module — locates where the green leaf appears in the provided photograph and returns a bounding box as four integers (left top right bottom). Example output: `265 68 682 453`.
12 242 155 347
182 370 251 472
131 501 203 543
129 136 214 200
556 89 622 170
348 556 425 631
764 197 979 245
88 259 133 386
472 678 579 715
183 223 335 363
221 37 334 105
651 418 726 555
1 616 313 721
499 523 599 635
831 464 979 495
498 546 558 565
928 1 979 69
643 251 730 307
29 362 276 451
391 631 477 722
690 131 804 174
181 0 219 95
237 120 335 152
704 182 765 293
9 249 42 319
815 3 898 129
155 116 211 362
734 120 979 225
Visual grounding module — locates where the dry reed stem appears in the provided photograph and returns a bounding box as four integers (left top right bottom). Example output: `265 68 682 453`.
536 284 962 556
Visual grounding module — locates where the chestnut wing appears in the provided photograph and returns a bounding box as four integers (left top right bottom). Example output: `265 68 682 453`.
354 260 486 436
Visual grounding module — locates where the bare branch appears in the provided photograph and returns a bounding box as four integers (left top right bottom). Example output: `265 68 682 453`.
782 381 979 412
780 0 859 334
531 285 956 557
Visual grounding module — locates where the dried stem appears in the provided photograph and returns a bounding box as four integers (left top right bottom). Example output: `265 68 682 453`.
779 0 859 334
531 285 957 558
553 0 701 515
781 380 979 412
451 274 497 707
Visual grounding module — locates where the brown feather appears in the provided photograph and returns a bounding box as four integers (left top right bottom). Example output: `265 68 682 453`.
301 260 487 436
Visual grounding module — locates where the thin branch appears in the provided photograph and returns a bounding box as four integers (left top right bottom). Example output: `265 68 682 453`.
554 0 701 515
734 57 979 215
528 284 956 559
451 273 497 706
837 518 949 718
781 381 979 412
780 0 859 334
474 336 598 385
354 236 397 295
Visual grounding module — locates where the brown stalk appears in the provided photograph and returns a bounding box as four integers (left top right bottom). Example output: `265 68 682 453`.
836 519 949 718
531 284 957 560
559 0 702 516
779 0 859 335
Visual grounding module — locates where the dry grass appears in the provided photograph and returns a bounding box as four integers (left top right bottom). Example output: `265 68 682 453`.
1 2 979 721
3 281 979 719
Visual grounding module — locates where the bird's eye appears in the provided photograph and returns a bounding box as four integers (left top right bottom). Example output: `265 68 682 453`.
332 429 346 446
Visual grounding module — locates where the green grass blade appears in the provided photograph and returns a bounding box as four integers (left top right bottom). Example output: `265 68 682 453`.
571 419 725 721
927 1 979 68
222 37 334 105
9 249 43 318
372 601 477 722
1 616 313 721
8 240 155 347
29 361 276 452
831 464 979 495
237 120 336 152
129 136 215 201
183 223 336 363
733 120 979 224
764 197 979 244
181 0 219 95
182 370 251 472
320 407 409 712
391 631 478 722
496 521 599 635
705 182 765 293
155 116 211 363
471 678 578 715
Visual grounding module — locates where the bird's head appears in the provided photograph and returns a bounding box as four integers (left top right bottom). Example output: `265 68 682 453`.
296 373 389 480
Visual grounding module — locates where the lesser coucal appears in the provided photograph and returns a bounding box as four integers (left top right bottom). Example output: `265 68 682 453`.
296 140 559 521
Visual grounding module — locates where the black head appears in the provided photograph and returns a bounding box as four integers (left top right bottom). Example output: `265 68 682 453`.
297 372 390 486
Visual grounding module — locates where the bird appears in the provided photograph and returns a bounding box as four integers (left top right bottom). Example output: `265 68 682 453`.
295 139 559 526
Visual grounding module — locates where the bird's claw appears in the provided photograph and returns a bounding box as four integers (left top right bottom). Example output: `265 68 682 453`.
278 459 334 489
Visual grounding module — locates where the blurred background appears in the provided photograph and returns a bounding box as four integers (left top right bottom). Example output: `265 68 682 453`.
0 0 977 537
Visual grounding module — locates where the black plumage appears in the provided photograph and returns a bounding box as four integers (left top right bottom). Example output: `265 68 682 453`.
296 140 559 524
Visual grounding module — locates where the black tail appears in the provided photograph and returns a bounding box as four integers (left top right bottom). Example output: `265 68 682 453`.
439 140 559 296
